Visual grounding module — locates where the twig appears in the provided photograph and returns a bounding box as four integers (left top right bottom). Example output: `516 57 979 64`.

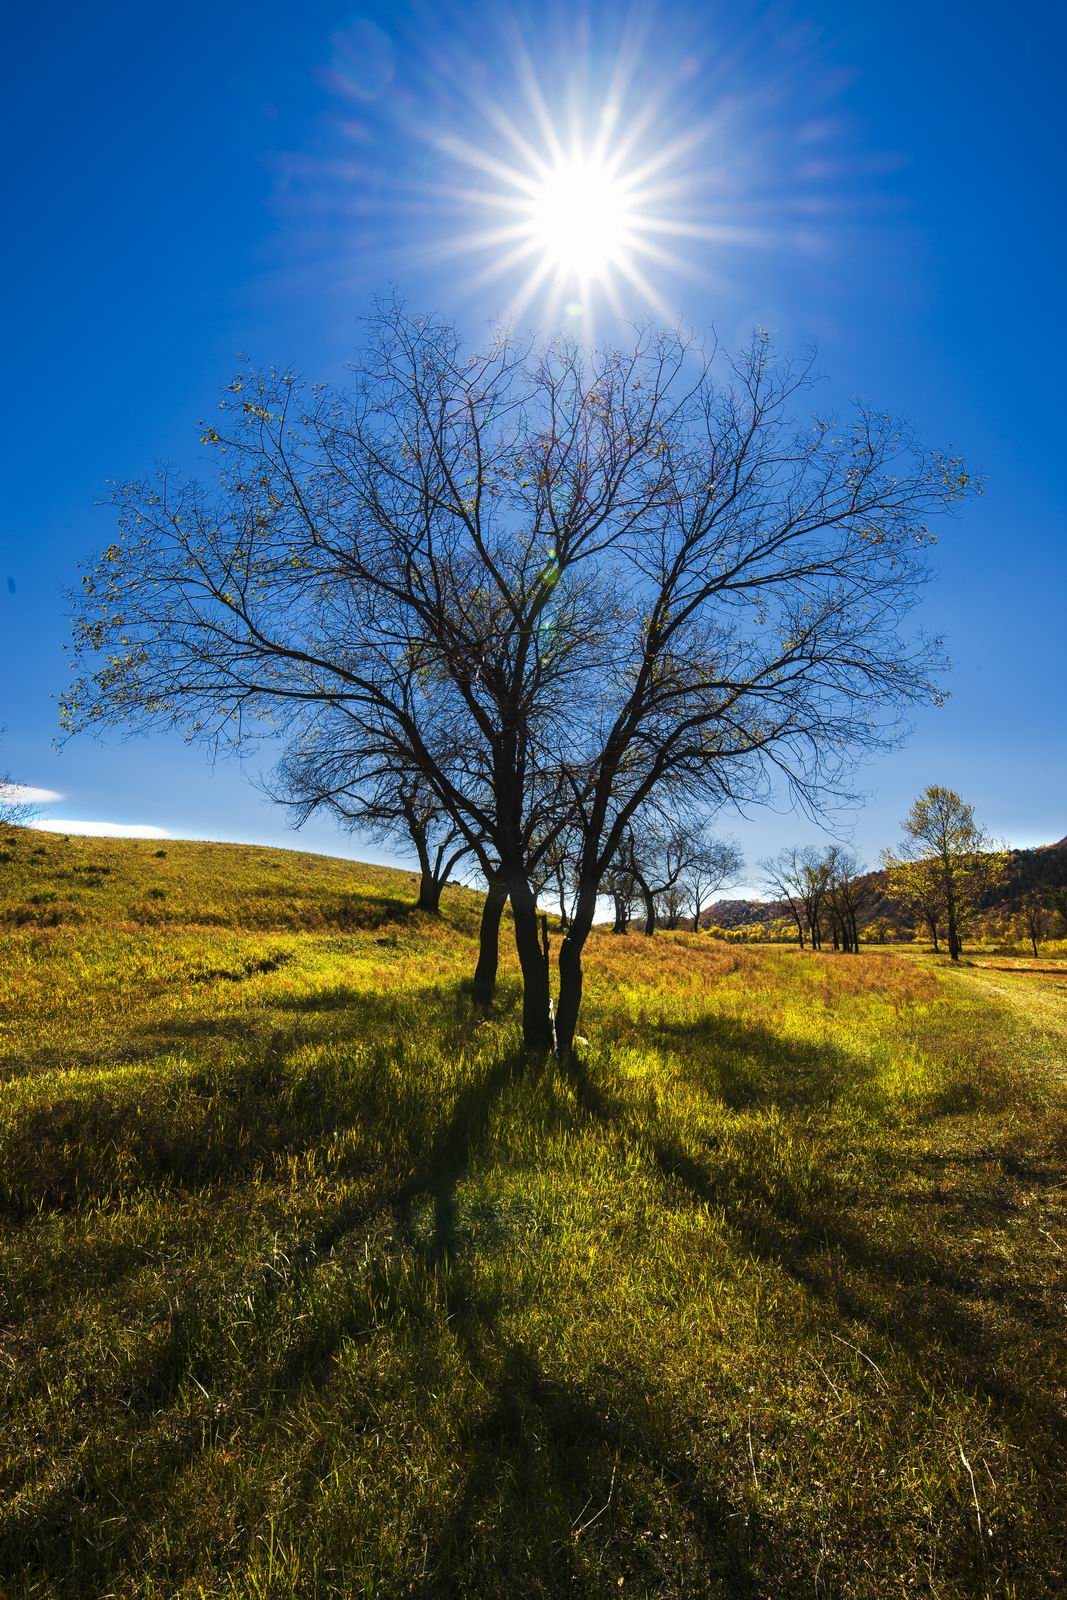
810 1355 842 1401
827 1331 889 1392
573 1463 617 1539
959 1445 984 1542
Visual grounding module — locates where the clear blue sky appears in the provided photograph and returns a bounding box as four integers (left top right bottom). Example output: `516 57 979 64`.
2 0 1064 889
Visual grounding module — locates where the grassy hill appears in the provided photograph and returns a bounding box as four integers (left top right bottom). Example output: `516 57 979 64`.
1 829 1065 1597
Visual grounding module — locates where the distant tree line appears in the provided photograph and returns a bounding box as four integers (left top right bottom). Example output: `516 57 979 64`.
755 785 1067 959
759 843 872 953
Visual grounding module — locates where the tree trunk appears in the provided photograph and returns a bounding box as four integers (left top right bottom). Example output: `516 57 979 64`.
471 877 507 1009
692 903 702 933
417 874 443 914
641 882 656 936
925 911 940 953
556 880 598 1060
946 888 960 960
509 874 553 1054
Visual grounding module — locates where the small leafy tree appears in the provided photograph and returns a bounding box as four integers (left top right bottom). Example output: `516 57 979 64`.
885 786 1005 961
1020 888 1048 958
881 850 947 951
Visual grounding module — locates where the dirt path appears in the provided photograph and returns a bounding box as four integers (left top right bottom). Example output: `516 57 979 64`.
950 962 1067 1050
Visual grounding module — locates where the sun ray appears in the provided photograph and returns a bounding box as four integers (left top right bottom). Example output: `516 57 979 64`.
611 255 675 323
392 19 831 331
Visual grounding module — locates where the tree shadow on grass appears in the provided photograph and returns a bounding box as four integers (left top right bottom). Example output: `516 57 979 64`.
272 1044 529 1396
271 1037 760 1599
567 1051 1067 1449
644 1008 880 1112
2 977 510 1220
0 985 525 1592
406 1341 758 1600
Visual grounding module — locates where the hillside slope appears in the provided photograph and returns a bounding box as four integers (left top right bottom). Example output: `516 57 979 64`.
1 830 1065 1597
0 827 480 932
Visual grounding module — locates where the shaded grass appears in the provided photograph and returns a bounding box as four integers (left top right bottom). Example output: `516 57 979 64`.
0 835 1065 1597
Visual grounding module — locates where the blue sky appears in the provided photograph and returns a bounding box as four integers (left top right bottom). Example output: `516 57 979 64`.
2 0 1064 889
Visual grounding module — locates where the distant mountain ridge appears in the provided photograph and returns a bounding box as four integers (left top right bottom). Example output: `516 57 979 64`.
703 835 1067 933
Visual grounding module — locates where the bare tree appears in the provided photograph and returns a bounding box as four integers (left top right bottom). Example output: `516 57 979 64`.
621 814 742 937
0 781 39 830
530 828 575 930
655 880 688 931
681 836 744 932
614 815 693 936
275 742 472 915
0 736 41 829
803 849 837 949
824 847 872 953
762 844 860 949
65 307 976 1055
602 844 641 934
760 848 810 946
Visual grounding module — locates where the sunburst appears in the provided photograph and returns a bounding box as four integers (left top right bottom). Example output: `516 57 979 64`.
427 62 716 329
308 15 857 334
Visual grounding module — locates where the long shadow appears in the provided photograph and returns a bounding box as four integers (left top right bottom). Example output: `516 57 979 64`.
2 978 500 1221
406 1340 758 1599
644 1007 880 1112
576 1005 1065 1364
274 1045 528 1395
565 1055 1067 1448
0 982 525 1592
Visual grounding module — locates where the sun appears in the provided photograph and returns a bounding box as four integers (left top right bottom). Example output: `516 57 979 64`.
429 84 696 326
526 152 635 281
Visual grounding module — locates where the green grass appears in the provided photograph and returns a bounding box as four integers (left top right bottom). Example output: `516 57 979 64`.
1 829 1065 1598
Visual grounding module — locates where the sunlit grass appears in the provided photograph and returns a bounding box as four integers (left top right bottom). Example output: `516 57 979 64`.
1 830 1064 1597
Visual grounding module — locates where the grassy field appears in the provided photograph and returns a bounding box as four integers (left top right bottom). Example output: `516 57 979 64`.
1 830 1065 1599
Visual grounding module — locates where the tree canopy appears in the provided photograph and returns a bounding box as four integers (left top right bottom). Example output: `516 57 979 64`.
65 306 977 1052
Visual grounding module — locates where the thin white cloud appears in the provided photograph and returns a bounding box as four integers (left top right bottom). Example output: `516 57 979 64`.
0 783 63 804
28 819 170 840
